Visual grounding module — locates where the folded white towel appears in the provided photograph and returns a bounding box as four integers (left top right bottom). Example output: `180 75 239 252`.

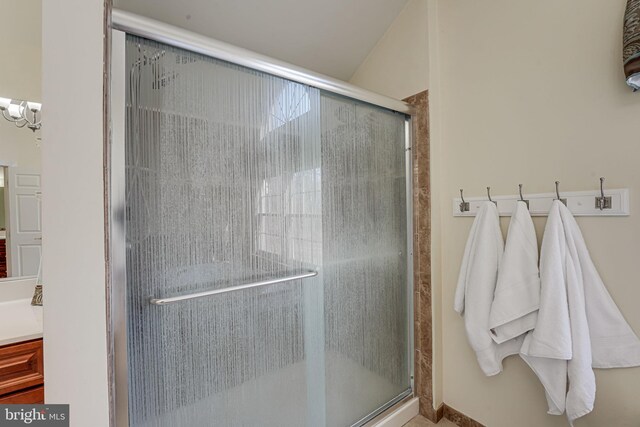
455 201 523 376
489 201 540 344
521 200 640 426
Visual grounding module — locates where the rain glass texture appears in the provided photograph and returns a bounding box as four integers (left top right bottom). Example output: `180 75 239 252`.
320 94 410 426
124 35 410 427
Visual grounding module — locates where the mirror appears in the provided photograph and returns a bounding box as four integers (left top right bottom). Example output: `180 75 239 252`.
0 0 42 281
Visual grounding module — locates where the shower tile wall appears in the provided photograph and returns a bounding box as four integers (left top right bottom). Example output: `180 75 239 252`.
403 91 434 421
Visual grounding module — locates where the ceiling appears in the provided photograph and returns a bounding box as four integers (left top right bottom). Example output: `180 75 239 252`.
113 0 409 81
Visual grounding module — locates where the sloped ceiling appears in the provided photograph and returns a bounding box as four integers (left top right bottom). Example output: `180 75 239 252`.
113 0 409 81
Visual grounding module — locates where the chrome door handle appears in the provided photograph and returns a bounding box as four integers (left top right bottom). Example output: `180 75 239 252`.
150 270 318 306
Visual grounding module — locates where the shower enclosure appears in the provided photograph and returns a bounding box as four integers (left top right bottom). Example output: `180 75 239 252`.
110 10 414 427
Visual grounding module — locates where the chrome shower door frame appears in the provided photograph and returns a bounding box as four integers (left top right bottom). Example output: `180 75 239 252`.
110 28 128 427
108 12 416 427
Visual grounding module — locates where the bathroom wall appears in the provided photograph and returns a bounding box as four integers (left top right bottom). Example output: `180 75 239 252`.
353 0 640 425
0 0 41 170
42 0 110 425
350 0 429 100
432 0 640 426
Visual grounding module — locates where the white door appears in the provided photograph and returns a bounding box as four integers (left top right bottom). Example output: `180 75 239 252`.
6 168 42 277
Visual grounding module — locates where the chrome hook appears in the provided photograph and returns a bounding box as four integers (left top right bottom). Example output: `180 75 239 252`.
459 189 470 212
554 181 567 205
518 184 530 209
595 177 612 210
487 187 497 205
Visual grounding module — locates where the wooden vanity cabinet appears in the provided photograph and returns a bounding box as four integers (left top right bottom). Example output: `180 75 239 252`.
0 339 44 404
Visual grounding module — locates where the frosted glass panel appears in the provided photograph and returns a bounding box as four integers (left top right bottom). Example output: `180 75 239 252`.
124 35 410 427
125 35 324 427
320 94 410 426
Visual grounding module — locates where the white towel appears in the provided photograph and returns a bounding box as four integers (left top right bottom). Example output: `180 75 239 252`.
489 201 540 344
520 201 573 419
521 200 640 426
455 201 523 376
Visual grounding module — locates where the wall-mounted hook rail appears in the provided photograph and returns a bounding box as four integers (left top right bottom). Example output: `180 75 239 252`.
452 186 629 217
595 177 612 210
459 189 470 212
554 181 567 206
518 184 530 209
487 187 497 205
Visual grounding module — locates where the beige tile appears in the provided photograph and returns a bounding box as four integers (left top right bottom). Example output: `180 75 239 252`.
404 415 435 426
436 419 459 427
404 415 433 426
404 415 459 427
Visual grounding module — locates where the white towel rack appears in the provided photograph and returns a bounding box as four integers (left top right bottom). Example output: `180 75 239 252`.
452 188 630 217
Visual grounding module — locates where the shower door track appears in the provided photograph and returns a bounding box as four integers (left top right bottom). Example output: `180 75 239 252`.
109 9 415 427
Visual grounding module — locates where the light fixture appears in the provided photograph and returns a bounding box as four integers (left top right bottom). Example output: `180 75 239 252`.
624 0 640 91
0 97 42 131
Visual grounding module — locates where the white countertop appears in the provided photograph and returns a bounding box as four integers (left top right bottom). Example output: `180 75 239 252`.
0 277 43 347
0 298 43 346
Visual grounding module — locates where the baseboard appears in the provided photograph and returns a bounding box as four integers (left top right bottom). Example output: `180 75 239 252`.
434 403 445 423
442 404 485 427
372 397 419 427
420 399 444 423
371 398 483 427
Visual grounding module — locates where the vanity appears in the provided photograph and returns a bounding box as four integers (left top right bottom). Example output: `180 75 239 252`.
0 278 44 403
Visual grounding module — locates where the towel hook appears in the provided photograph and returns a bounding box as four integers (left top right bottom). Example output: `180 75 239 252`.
518 184 530 209
595 177 612 210
554 181 567 205
487 187 497 205
459 189 470 212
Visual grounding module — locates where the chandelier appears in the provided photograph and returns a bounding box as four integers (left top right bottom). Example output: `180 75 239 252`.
0 97 42 132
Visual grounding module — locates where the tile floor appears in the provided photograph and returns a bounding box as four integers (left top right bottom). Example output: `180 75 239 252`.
404 415 459 426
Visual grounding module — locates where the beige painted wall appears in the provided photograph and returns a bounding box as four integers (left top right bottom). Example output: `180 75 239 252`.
433 0 640 426
0 0 41 170
350 0 429 100
42 0 109 425
353 0 640 424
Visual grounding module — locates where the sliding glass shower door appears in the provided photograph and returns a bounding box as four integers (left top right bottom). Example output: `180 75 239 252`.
123 35 411 427
320 94 411 426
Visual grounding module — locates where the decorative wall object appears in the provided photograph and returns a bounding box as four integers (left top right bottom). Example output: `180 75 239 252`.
624 0 640 90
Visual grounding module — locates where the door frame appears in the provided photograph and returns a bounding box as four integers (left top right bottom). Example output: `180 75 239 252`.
0 163 13 278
